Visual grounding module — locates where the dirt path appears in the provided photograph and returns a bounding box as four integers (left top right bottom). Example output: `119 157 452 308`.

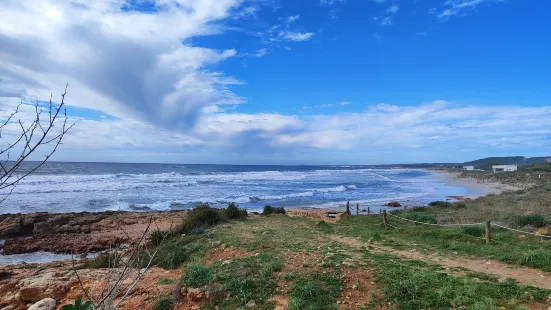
329 235 551 290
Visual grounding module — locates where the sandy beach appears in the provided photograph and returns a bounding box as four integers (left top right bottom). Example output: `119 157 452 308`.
432 171 521 199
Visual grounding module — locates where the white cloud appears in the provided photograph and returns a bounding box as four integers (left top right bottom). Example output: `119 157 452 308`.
373 32 382 41
437 0 503 20
386 5 399 13
380 17 393 26
414 32 428 36
320 0 347 6
0 0 245 129
279 31 315 41
255 48 269 57
287 15 300 23
3 95 551 163
338 101 352 105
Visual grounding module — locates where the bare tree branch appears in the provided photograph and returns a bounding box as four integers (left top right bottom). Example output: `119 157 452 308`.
0 84 74 204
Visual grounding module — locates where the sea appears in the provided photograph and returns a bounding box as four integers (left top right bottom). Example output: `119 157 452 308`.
0 162 472 215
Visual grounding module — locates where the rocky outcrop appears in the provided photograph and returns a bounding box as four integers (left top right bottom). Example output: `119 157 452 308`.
27 298 56 310
0 211 188 254
384 201 402 208
0 215 23 237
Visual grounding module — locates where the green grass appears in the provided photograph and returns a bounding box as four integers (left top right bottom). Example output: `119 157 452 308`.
513 214 548 228
208 252 282 309
288 272 342 310
181 264 214 288
314 220 334 233
337 215 551 271
81 252 119 269
152 296 173 310
150 235 204 269
403 213 437 224
376 264 548 309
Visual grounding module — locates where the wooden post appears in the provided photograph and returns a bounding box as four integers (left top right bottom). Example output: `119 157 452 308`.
367 207 370 215
346 201 350 216
485 220 491 244
356 203 359 216
383 210 388 227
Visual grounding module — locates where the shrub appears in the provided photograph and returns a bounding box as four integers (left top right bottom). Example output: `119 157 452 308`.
149 229 172 246
181 264 214 288
224 202 248 219
428 201 452 208
514 214 548 228
454 202 467 209
82 252 119 269
411 206 427 212
152 296 173 310
263 205 285 215
404 213 437 224
151 236 201 269
181 204 224 234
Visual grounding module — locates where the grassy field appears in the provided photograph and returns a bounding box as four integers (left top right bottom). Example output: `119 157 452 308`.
73 205 551 309
71 181 551 310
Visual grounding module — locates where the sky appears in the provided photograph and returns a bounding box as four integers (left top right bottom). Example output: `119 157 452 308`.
0 0 550 165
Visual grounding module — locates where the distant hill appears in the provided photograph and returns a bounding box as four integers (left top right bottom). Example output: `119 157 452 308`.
462 156 551 170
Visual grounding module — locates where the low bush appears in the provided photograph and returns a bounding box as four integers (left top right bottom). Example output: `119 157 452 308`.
181 204 224 234
454 202 467 209
429 201 452 208
152 296 173 310
149 229 172 246
224 202 248 219
514 214 548 228
263 205 286 215
151 236 201 269
404 213 437 224
181 264 214 288
410 206 427 212
82 252 119 269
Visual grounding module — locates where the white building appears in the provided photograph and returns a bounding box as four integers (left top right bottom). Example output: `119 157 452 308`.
462 166 475 171
492 165 518 173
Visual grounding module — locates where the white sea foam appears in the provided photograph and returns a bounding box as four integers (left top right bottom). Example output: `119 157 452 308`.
0 165 471 215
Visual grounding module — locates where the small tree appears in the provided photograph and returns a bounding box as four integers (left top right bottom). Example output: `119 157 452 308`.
0 84 73 205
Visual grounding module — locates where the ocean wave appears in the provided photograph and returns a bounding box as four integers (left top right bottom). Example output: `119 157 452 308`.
258 191 314 200
315 184 358 193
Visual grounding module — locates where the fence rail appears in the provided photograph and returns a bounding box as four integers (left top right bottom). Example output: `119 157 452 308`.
381 210 551 241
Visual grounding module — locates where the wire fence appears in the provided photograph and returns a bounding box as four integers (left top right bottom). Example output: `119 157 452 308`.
384 211 551 239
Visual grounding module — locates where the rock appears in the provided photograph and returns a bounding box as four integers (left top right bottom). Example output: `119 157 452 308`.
0 216 23 237
1 306 17 310
187 288 203 301
180 286 188 296
246 300 256 308
384 201 402 208
19 287 45 302
204 283 224 302
27 298 56 310
221 259 232 266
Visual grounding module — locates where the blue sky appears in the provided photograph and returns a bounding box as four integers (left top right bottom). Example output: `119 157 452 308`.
1 0 551 164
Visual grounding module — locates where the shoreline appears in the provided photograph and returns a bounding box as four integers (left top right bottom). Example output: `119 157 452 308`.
431 170 521 199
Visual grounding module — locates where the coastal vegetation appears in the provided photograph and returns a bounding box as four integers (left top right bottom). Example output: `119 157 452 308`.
4 167 551 309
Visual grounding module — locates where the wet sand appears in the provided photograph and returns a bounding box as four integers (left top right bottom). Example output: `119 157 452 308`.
432 171 521 199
